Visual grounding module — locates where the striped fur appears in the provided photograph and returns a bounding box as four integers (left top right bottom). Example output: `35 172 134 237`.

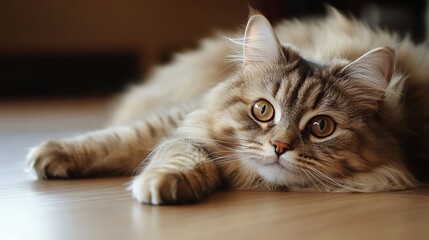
28 9 429 204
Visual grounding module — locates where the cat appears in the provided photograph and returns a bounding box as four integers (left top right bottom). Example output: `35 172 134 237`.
27 8 429 205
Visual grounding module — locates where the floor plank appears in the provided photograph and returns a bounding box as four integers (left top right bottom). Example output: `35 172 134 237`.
1 98 428 240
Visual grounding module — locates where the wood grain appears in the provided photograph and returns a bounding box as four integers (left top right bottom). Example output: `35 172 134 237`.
1 98 428 240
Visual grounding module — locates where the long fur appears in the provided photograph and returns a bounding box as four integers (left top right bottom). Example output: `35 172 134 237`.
27 9 429 205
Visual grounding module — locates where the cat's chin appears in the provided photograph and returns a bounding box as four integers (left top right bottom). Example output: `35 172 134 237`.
255 158 307 186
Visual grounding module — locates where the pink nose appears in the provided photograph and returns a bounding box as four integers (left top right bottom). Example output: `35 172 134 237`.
271 140 289 156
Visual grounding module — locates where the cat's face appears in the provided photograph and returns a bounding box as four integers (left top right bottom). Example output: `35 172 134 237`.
206 58 394 189
199 14 408 191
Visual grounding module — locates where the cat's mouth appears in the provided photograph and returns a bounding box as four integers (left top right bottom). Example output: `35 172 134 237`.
262 159 301 174
265 161 285 168
255 157 306 185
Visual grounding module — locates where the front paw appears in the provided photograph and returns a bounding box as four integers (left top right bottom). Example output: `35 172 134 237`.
130 168 205 205
27 140 74 179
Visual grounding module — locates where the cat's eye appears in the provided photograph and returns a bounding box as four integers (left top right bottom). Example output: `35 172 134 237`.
308 115 335 138
252 99 274 122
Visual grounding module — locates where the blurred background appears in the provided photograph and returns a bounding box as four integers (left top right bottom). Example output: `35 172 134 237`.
0 0 428 99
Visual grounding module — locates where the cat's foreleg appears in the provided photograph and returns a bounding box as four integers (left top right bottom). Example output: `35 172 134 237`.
27 112 182 179
130 138 221 205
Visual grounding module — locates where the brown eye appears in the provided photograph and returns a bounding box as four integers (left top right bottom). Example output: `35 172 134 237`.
252 99 275 122
308 115 335 138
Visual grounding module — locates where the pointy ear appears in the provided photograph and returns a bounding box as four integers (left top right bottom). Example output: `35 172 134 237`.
341 47 396 108
243 14 285 68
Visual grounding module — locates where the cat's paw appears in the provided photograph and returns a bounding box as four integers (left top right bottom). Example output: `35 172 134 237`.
130 168 204 205
27 140 74 179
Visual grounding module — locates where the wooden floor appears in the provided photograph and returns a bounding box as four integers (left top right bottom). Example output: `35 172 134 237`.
1 98 428 240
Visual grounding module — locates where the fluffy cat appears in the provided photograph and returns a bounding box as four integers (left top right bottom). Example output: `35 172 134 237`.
28 9 429 205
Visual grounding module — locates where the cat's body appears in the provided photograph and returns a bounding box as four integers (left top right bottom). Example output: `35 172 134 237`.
28 9 429 205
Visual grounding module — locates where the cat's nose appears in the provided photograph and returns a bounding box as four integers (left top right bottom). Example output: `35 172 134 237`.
271 140 289 156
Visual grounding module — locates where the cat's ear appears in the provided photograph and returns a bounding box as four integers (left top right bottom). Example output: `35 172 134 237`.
341 47 396 108
242 14 285 67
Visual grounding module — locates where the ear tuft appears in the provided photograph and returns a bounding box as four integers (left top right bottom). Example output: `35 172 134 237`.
243 14 284 67
343 47 395 85
341 47 396 108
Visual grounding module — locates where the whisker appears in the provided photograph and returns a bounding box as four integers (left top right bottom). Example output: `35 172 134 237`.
307 166 359 192
213 155 256 165
131 143 166 176
301 168 321 191
178 126 263 145
303 168 330 191
218 62 238 75
185 136 250 149
296 156 325 168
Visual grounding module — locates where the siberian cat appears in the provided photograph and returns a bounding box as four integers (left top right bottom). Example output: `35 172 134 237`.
28 9 429 205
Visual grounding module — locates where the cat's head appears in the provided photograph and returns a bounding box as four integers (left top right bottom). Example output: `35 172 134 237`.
192 14 416 192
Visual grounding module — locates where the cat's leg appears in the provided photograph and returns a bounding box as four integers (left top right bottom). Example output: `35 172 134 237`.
27 104 191 179
130 138 221 205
